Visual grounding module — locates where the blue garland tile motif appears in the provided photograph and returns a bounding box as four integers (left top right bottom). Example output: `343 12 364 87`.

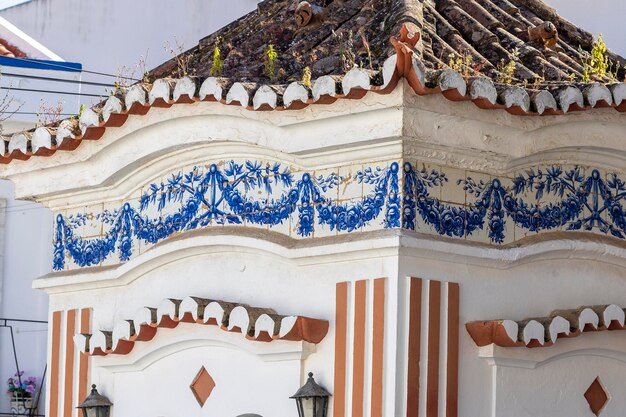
53 161 401 270
402 164 625 243
53 161 626 270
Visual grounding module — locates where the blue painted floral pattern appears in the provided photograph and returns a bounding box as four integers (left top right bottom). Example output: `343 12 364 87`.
402 164 626 243
53 161 401 270
54 161 626 270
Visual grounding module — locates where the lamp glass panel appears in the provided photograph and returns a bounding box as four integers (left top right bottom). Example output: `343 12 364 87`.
302 397 315 417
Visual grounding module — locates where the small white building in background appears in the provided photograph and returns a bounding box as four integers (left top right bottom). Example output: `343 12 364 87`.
0 0 260 84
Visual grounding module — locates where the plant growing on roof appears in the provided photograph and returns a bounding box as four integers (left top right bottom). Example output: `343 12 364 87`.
447 51 475 81
138 51 151 84
359 31 373 70
36 100 64 127
579 34 620 83
210 41 223 77
302 66 312 88
112 64 133 94
530 70 546 90
497 47 519 85
0 70 22 134
333 29 356 71
264 43 278 80
109 52 149 95
164 38 193 78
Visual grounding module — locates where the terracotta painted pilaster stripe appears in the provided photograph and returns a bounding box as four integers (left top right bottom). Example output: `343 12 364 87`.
446 283 460 417
426 280 441 417
406 279 460 417
370 278 386 417
351 280 367 417
333 282 349 417
77 308 91 407
406 278 422 417
49 311 63 417
63 310 77 417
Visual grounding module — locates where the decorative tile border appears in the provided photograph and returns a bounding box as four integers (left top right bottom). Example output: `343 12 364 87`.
53 160 626 270
53 160 400 270
403 164 625 243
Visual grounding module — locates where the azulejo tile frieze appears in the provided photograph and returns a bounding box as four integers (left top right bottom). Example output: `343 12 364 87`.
403 164 625 243
53 160 401 270
53 160 626 270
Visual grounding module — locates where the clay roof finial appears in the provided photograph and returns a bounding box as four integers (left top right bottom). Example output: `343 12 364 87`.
295 1 323 27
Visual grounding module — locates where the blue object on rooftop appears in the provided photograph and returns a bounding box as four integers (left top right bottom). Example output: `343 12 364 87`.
0 56 82 72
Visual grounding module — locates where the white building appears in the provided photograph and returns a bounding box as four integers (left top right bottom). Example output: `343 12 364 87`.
0 0 259 82
2 0 626 416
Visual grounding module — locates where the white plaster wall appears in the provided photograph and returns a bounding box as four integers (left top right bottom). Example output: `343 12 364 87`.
105 337 301 417
490 334 626 417
45 234 401 417
2 74 626 416
41 227 626 417
398 239 626 417
0 180 53 413
0 19 623 411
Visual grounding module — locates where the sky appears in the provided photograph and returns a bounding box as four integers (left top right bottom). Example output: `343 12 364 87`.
548 0 626 56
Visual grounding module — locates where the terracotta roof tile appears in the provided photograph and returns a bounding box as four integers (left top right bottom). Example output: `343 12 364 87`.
151 0 625 84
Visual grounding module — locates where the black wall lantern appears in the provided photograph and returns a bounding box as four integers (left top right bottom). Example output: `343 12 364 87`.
78 384 112 417
290 372 331 417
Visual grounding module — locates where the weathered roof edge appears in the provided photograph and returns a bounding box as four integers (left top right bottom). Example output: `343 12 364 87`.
2 24 625 165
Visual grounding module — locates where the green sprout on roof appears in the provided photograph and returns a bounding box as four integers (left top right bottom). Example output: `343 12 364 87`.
302 66 312 88
264 43 278 81
580 34 620 83
210 44 223 77
447 51 474 81
497 48 519 85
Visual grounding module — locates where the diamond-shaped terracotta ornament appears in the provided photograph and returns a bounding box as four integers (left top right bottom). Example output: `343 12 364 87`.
190 366 216 407
584 377 609 416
